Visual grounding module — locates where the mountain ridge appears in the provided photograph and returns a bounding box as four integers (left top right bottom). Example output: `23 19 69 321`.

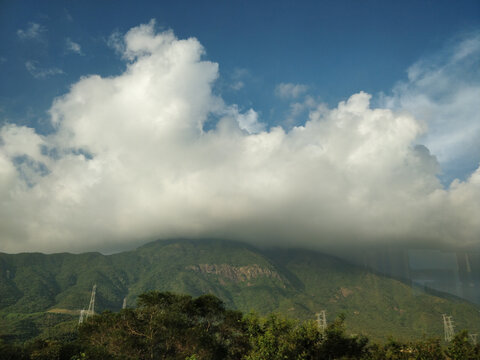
1 238 479 342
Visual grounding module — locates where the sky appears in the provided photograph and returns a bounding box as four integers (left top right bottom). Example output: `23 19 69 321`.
0 0 479 253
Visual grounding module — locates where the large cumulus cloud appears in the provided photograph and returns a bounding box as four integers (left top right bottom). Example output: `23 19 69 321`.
1 21 479 253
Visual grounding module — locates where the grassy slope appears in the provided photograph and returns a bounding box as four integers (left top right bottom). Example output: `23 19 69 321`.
267 248 480 341
1 239 479 342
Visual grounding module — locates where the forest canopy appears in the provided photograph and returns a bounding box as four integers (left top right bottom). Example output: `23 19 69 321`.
1 291 479 360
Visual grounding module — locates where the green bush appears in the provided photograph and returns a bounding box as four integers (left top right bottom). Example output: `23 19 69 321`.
2 291 480 360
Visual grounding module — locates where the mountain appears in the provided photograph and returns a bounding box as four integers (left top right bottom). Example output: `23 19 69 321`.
1 238 479 342
334 246 480 305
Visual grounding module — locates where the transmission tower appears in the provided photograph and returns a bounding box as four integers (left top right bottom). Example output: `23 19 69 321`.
122 297 127 309
87 284 96 314
78 284 97 324
442 314 455 342
470 334 478 345
316 310 327 332
78 309 86 324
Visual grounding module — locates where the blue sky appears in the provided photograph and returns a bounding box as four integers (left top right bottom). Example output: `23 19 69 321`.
0 1 479 252
2 1 479 127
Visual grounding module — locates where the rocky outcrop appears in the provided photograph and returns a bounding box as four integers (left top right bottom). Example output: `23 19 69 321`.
186 263 282 283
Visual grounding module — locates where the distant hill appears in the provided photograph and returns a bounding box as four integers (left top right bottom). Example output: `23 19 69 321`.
1 239 479 342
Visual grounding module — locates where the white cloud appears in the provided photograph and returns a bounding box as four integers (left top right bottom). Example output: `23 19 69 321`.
0 124 45 161
229 68 249 90
225 67 251 91
17 22 46 40
66 38 83 55
64 9 74 22
231 81 244 91
283 96 318 128
1 22 479 253
107 30 125 55
25 61 64 79
381 31 480 183
232 68 249 79
275 82 308 99
226 106 264 134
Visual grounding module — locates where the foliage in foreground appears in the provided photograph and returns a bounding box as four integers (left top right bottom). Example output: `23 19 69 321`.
1 291 480 359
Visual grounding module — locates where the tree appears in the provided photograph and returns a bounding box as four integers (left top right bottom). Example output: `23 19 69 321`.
79 291 249 360
446 330 480 360
318 314 369 359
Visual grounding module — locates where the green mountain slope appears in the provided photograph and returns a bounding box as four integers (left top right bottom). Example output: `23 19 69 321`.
266 248 480 340
1 239 479 342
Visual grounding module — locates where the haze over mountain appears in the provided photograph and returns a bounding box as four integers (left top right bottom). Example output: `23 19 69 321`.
1 239 480 342
0 17 480 254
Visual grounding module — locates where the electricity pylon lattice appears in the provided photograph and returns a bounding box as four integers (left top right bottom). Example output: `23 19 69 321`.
78 309 86 324
87 284 96 314
316 310 327 332
470 334 478 345
442 314 455 342
79 284 96 324
122 297 127 309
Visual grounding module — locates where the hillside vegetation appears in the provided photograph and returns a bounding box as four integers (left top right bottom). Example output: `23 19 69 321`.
1 239 479 342
1 291 480 360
